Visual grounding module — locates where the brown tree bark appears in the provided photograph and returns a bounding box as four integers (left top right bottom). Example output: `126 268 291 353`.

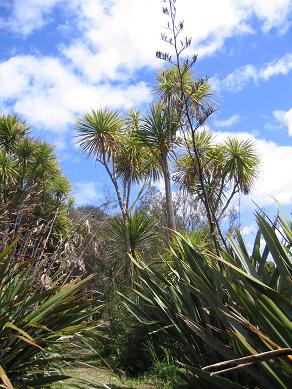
162 153 176 232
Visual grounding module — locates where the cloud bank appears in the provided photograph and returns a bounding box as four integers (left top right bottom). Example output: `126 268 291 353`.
0 0 292 132
214 130 292 206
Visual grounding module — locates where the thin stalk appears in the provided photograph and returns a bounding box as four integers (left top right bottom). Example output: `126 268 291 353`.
167 0 221 259
203 348 292 376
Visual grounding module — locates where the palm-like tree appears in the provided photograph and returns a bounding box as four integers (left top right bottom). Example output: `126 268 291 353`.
76 109 126 210
223 138 260 195
147 66 214 233
0 150 18 190
137 103 180 231
76 109 123 161
107 211 156 260
76 108 158 214
175 130 260 222
0 114 29 151
155 66 213 123
76 108 159 278
16 138 35 191
115 110 161 210
0 114 72 261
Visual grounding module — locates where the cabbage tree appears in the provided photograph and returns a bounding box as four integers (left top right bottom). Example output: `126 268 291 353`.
76 108 160 278
175 131 260 223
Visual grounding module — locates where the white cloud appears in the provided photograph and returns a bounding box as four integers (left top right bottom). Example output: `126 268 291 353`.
1 0 292 136
73 182 102 205
241 0 292 32
218 53 292 91
214 114 240 128
0 0 61 35
1 0 291 62
259 53 292 79
2 0 291 44
62 0 292 82
62 0 163 82
214 131 292 206
241 223 257 236
0 55 151 132
217 65 258 91
273 108 292 136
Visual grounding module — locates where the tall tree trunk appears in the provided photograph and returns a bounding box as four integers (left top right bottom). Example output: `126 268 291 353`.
122 179 132 279
103 155 132 280
122 210 132 279
162 153 176 232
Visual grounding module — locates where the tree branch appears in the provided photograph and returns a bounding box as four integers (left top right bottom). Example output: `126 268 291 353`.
202 348 292 376
129 177 149 212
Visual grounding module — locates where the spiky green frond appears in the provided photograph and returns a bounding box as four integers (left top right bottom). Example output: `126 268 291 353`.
115 131 161 184
175 131 260 214
0 242 98 386
0 114 29 151
107 211 156 257
138 104 180 155
223 138 260 194
0 150 18 187
121 209 292 387
75 108 124 161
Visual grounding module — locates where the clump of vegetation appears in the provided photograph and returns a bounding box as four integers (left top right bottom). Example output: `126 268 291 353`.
0 114 72 266
0 116 98 387
0 241 98 387
121 209 292 387
147 344 186 389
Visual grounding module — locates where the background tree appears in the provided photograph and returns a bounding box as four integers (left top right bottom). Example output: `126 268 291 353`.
0 114 72 264
76 108 159 278
175 130 260 227
156 0 223 255
136 103 179 232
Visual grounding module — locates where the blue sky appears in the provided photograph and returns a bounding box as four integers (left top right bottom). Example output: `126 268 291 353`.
1 0 292 239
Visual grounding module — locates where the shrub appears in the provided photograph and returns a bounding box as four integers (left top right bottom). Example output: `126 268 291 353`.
121 210 292 388
0 240 98 387
98 291 152 376
147 343 186 389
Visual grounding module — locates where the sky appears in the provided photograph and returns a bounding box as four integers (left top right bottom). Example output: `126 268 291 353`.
1 0 292 241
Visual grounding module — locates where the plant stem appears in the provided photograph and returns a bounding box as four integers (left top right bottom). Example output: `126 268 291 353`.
167 0 221 259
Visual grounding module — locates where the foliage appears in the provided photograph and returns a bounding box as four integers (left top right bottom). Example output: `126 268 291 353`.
155 65 213 123
138 104 179 156
121 209 292 388
97 292 153 376
76 109 159 214
76 109 160 279
107 211 157 260
0 114 72 264
147 344 187 389
175 130 260 220
0 241 98 387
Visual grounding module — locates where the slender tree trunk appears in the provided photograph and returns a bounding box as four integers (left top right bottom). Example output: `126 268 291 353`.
122 179 132 279
162 153 176 232
122 209 132 279
102 152 132 280
165 0 221 260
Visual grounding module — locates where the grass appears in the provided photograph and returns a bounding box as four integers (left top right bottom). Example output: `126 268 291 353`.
58 366 162 388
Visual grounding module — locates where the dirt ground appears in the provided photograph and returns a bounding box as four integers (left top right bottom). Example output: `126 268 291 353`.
62 366 158 388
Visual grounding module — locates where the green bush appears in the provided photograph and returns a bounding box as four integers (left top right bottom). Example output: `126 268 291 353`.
98 291 153 376
147 344 186 389
121 210 292 388
0 240 98 387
